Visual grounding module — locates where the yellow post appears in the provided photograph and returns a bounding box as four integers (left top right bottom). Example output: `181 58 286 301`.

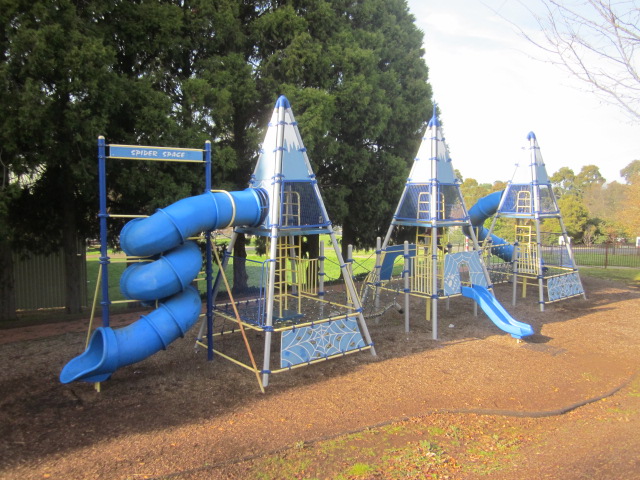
213 247 265 393
86 264 103 348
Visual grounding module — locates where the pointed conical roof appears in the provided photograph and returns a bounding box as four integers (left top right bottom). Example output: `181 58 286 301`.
243 96 332 235
392 107 468 227
251 96 317 184
408 110 457 184
498 131 560 218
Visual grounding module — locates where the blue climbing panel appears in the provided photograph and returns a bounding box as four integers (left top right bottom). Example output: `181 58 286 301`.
443 251 488 296
547 272 584 301
280 317 365 368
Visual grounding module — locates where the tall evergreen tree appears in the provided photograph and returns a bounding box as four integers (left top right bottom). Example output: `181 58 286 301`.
1 0 116 316
251 0 433 254
1 0 433 318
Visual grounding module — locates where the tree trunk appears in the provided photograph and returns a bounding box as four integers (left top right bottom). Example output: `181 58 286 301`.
304 235 319 288
0 239 17 322
0 162 17 322
341 223 354 264
305 235 319 259
233 233 248 294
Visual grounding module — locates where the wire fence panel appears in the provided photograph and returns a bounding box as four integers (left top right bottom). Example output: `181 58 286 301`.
570 244 640 268
445 242 640 269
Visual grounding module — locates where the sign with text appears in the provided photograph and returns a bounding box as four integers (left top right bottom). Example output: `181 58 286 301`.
109 145 203 162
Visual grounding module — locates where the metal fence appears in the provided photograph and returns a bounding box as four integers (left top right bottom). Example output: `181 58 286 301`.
447 242 640 269
13 249 88 310
569 244 640 269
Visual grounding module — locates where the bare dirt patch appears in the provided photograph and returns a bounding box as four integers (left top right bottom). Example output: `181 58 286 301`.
1 276 639 479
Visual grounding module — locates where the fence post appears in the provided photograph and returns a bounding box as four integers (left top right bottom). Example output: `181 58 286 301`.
604 243 609 269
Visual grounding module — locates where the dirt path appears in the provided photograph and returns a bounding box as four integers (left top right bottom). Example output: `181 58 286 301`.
0 276 639 479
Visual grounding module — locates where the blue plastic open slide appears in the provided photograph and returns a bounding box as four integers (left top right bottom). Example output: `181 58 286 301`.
465 191 514 262
461 284 534 339
60 188 268 384
379 244 417 281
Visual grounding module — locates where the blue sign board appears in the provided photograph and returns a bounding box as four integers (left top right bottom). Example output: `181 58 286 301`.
109 145 203 162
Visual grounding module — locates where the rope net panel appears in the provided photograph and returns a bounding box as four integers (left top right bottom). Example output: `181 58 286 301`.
395 184 467 224
279 182 329 229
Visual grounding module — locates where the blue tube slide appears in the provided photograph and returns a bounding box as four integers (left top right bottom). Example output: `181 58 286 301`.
465 191 514 262
120 188 268 257
60 287 202 383
60 187 268 384
119 241 203 302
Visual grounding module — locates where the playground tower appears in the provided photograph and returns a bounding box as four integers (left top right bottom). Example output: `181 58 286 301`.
365 109 497 340
483 132 586 311
194 96 376 387
60 96 375 389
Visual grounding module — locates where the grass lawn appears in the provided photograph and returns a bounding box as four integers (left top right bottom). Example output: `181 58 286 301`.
578 266 640 288
85 242 381 308
574 253 637 268
85 241 640 313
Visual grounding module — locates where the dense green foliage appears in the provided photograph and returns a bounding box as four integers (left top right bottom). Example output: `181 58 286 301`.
1 0 117 315
256 0 433 250
0 0 432 318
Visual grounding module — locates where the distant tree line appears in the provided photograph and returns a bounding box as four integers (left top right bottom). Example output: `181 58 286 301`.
459 160 640 245
0 0 433 321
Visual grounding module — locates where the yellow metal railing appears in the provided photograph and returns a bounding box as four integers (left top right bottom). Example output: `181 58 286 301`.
516 190 531 213
282 190 301 227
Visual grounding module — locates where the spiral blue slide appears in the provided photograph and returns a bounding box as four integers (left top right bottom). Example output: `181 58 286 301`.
60 188 268 383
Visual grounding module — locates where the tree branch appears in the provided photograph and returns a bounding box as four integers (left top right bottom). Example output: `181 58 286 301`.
505 0 640 121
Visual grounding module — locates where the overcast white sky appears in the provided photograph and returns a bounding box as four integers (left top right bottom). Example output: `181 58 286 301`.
406 0 639 185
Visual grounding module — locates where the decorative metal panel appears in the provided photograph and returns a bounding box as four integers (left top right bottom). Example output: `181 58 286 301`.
547 272 584 302
280 317 365 368
443 251 488 295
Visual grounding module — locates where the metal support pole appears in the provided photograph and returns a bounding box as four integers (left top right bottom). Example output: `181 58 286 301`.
374 236 382 309
528 136 546 312
512 242 519 306
403 240 410 333
97 136 110 328
261 103 287 387
347 244 354 307
430 227 438 340
318 240 325 318
204 140 214 360
429 121 439 340
533 215 545 312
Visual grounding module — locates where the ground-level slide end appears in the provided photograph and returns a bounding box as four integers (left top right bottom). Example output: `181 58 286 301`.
60 287 202 384
461 285 534 339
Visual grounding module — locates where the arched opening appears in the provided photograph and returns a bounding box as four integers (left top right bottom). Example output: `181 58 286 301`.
458 261 471 287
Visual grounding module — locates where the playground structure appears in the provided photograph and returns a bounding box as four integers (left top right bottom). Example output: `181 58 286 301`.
59 96 585 390
361 108 535 340
362 114 586 339
479 131 586 310
191 95 375 388
60 96 375 389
